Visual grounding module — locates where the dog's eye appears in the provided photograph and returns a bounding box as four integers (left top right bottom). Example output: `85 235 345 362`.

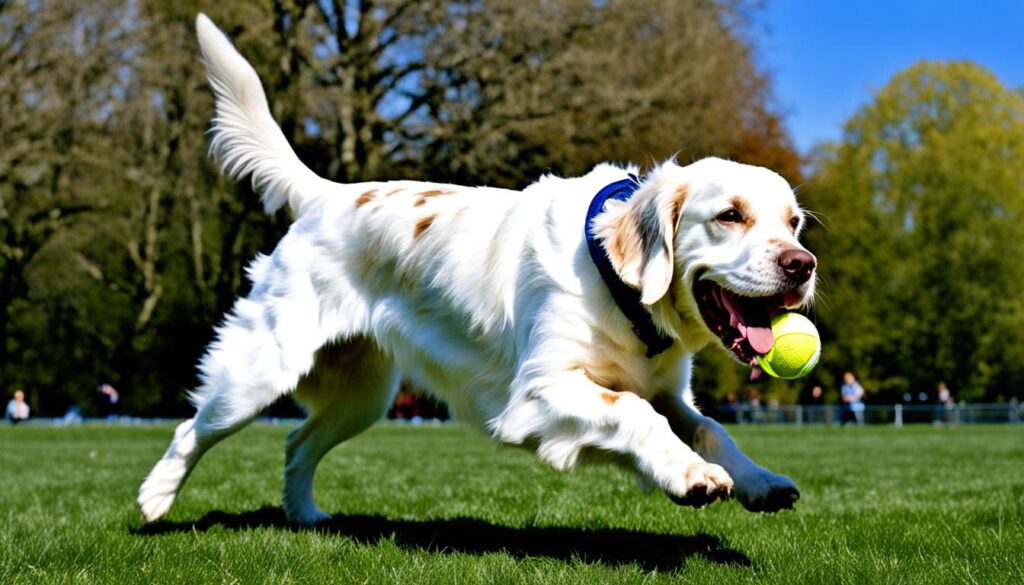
716 209 743 224
790 216 801 230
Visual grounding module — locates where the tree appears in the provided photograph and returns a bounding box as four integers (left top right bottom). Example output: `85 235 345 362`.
804 61 1024 401
418 0 783 188
1 0 797 415
0 0 136 412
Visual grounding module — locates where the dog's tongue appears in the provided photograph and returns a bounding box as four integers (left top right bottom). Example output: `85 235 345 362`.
720 290 775 355
747 327 774 354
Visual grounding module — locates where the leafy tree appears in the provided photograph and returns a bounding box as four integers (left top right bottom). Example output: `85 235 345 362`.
0 0 136 413
804 61 1024 401
1 0 797 415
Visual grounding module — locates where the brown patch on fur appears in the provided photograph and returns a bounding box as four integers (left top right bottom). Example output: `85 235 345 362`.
384 188 404 197
355 189 378 208
414 189 455 207
602 209 644 280
583 368 624 394
593 190 670 293
601 390 621 405
414 214 437 238
671 185 689 229
730 195 756 230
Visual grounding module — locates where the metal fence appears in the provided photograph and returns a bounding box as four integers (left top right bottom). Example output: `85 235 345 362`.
717 401 1023 426
10 401 1024 428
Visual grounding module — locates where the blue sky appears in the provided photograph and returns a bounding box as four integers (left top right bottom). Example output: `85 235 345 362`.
753 0 1024 153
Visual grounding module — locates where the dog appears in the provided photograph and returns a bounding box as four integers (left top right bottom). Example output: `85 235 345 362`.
138 14 815 525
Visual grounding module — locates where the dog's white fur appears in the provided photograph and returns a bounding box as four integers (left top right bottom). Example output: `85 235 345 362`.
138 14 814 524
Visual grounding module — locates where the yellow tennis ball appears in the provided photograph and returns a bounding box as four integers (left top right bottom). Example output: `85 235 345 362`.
756 312 820 380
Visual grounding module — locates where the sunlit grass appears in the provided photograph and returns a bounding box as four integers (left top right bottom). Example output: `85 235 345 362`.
1 423 1021 584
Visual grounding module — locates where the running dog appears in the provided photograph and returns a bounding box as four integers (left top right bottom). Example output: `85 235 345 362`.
138 14 814 525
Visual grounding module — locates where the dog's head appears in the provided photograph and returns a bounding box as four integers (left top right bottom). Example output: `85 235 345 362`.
591 157 815 364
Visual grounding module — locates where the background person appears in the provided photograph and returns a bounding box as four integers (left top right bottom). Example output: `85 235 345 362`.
98 383 119 420
746 387 764 424
720 392 742 424
802 385 827 424
840 372 865 426
935 381 954 425
6 390 30 424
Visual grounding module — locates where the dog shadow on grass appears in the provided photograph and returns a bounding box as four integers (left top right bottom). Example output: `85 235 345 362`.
134 506 749 571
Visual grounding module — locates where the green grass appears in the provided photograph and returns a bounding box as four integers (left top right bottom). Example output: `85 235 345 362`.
1 423 1022 584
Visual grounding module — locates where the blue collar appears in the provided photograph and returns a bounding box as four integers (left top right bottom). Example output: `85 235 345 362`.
585 175 674 358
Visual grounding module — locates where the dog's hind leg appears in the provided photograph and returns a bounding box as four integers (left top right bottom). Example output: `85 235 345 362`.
283 338 399 524
138 253 335 522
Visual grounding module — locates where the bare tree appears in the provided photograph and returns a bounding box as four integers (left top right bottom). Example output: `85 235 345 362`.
416 0 778 187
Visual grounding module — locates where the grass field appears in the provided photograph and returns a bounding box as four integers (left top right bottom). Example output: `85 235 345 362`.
1 422 1022 584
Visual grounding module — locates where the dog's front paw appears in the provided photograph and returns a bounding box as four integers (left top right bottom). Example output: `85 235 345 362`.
733 466 799 512
665 462 733 508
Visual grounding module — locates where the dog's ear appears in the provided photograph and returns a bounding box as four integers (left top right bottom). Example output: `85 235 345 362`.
594 186 687 305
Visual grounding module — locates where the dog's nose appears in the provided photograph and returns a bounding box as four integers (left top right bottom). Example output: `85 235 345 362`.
778 248 816 283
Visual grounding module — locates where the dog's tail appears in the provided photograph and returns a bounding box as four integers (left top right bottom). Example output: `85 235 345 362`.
195 13 325 215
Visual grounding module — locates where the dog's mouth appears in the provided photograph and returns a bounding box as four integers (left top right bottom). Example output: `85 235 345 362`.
693 275 804 379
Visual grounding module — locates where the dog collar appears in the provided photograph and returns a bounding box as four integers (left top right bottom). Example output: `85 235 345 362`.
585 175 674 358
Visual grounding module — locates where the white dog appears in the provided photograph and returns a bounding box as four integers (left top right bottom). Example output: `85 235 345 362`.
139 14 816 525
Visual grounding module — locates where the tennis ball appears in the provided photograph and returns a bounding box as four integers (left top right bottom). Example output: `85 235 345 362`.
756 312 820 380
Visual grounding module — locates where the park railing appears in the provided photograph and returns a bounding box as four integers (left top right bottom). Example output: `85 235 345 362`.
716 401 1023 426
12 401 1023 427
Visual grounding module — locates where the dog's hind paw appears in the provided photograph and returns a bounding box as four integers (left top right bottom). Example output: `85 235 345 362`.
137 456 191 522
137 477 179 522
285 506 332 526
138 490 176 523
